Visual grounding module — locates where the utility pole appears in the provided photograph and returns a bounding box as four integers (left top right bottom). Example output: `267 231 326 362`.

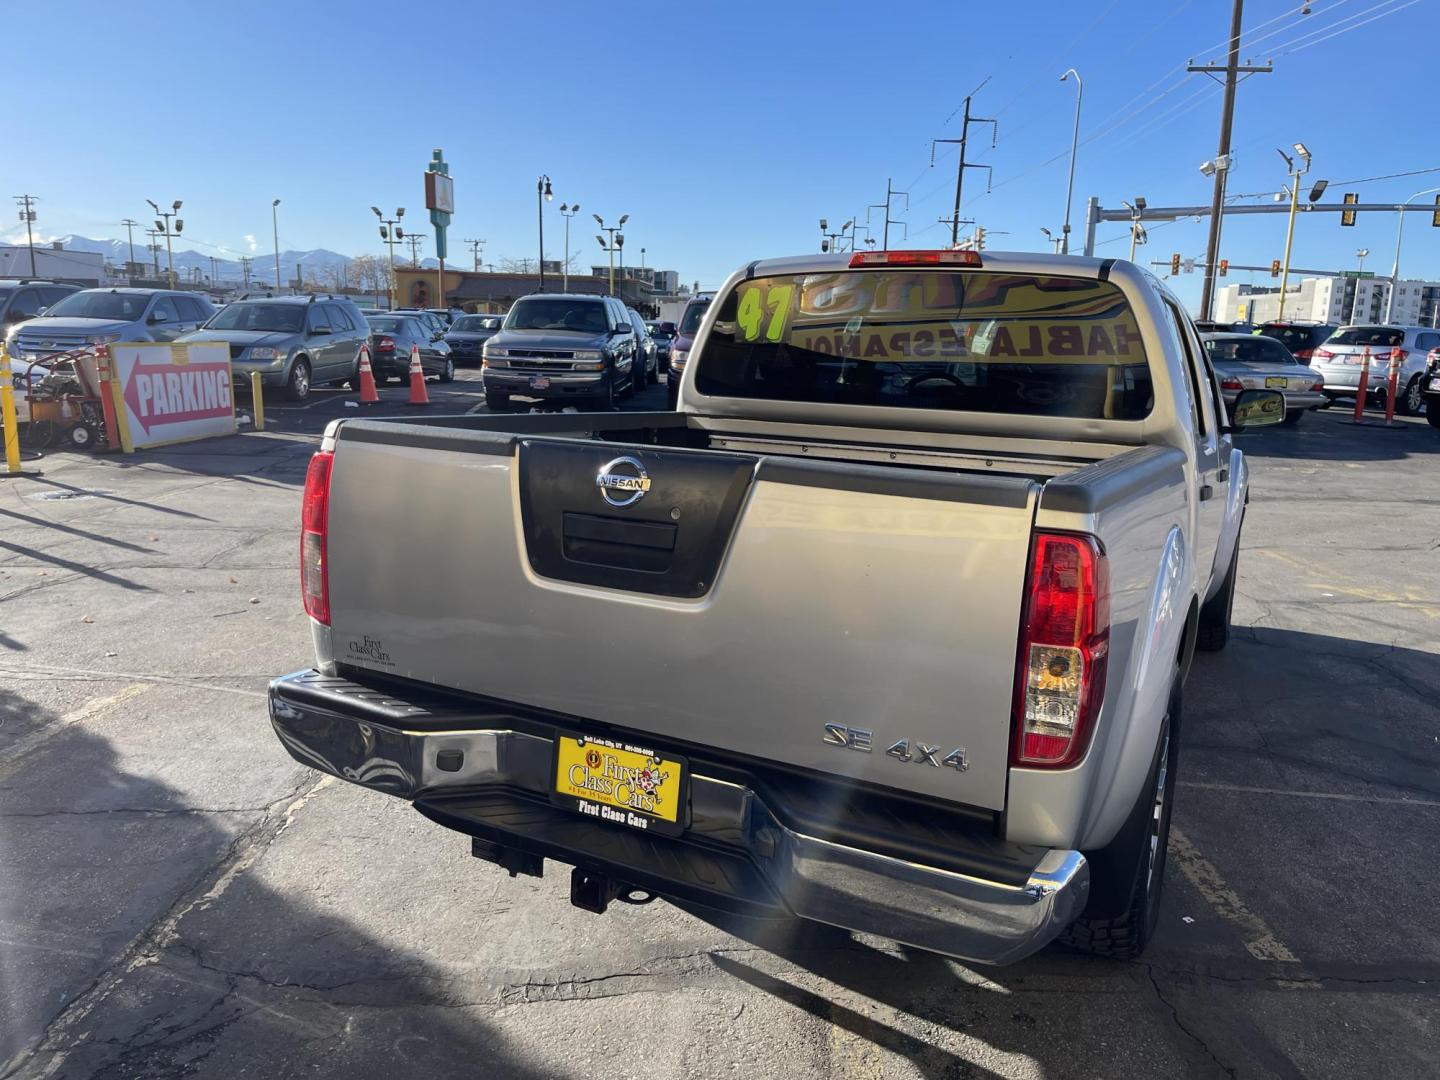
464 237 486 272
406 233 427 267
145 230 163 277
239 255 252 288
1190 0 1272 320
869 179 909 251
13 195 39 277
120 218 139 277
931 99 996 248
938 213 975 244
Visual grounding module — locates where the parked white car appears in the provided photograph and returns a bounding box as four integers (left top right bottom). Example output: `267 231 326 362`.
1310 325 1440 416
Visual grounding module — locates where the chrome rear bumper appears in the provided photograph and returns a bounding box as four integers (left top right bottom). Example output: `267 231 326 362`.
269 669 1087 965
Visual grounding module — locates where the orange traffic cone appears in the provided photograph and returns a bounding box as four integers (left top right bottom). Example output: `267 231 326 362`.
357 343 380 405
407 344 431 406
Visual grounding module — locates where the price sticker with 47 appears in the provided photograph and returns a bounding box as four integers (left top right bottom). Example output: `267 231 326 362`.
735 281 796 343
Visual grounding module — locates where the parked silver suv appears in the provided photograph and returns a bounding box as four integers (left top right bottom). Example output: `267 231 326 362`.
1311 324 1440 416
178 294 369 401
7 287 213 358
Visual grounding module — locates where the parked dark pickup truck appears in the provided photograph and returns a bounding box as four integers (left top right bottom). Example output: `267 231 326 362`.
271 249 1282 964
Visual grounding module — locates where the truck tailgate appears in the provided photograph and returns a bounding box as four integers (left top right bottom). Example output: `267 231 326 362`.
325 430 1037 811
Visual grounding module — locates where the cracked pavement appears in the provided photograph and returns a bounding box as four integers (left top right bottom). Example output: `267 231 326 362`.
1 397 1436 1079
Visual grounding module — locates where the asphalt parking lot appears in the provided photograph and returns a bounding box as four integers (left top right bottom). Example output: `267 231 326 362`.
1 384 1436 1079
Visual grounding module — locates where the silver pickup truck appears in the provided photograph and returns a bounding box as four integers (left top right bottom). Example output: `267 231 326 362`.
271 250 1283 965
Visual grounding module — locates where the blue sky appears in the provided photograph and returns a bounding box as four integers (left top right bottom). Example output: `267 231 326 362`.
11 0 1438 312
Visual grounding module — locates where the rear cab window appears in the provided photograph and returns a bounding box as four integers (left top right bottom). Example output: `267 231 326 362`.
693 269 1154 420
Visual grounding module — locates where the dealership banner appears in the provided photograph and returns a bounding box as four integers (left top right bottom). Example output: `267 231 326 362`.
108 343 235 451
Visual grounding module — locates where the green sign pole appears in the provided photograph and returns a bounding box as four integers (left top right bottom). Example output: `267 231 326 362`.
427 149 452 310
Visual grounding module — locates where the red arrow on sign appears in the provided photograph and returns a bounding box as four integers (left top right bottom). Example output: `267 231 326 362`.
122 359 232 435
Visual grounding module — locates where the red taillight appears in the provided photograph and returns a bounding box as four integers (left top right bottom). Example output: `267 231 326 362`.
1220 378 1243 391
377 337 396 351
301 450 333 625
848 249 983 268
1310 379 1323 391
1012 533 1109 768
1315 348 1334 360
1293 348 1313 360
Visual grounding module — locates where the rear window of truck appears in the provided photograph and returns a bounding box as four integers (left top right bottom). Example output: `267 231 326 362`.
694 270 1154 420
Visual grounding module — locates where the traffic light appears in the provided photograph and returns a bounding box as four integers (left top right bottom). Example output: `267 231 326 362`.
1270 259 1282 277
1170 252 1181 275
1341 192 1358 227
1219 259 1229 277
1432 193 1440 227
975 226 987 251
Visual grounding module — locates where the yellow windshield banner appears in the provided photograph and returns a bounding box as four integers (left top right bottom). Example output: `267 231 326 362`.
734 272 1144 364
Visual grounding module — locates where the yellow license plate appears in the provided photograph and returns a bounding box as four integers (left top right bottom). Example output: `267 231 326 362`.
552 733 687 836
1265 377 1288 389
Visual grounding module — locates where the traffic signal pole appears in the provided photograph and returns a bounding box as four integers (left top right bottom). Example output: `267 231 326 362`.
1277 172 1301 321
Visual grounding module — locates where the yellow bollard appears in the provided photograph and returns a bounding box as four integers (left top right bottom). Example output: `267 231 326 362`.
249 371 265 431
1 342 21 475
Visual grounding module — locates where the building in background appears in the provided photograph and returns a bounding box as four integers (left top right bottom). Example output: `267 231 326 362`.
1216 276 1440 327
393 267 664 315
0 242 106 285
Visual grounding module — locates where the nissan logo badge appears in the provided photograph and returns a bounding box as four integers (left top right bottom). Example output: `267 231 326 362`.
595 455 651 508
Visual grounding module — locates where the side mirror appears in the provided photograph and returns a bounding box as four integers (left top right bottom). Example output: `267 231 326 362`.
148 311 171 324
1230 388 1285 430
310 326 332 336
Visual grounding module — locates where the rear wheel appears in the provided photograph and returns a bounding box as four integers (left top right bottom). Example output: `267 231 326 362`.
286 357 311 402
486 392 510 412
1395 375 1424 417
439 357 455 383
1059 695 1179 960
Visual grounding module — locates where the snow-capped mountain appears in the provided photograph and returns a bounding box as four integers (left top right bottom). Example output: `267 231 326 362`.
10 234 355 285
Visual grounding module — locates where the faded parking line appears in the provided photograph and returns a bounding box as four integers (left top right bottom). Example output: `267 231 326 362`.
1169 826 1303 967
1180 780 1440 808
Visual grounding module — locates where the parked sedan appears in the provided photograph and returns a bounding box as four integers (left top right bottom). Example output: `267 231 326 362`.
1201 332 1323 425
364 314 454 383
444 314 503 366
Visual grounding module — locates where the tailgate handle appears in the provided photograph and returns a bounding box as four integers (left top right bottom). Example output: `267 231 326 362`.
563 512 677 551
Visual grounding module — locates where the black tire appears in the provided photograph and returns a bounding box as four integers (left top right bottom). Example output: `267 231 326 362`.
486 392 510 413
69 423 96 450
601 366 618 410
20 420 55 450
1281 408 1304 425
1394 375 1424 417
1426 403 1440 428
286 357 311 402
1196 533 1240 653
666 382 679 410
1059 695 1180 960
633 352 648 391
618 359 636 399
438 357 455 383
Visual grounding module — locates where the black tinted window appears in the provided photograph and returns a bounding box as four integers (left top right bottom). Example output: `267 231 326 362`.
307 306 333 333
1327 327 1405 347
328 305 356 332
175 297 208 322
695 270 1153 420
8 289 44 318
1258 325 1321 350
679 302 709 334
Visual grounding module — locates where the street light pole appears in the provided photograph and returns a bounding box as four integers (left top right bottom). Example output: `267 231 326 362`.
1275 144 1317 322
371 207 404 309
537 176 553 291
271 199 282 293
1059 69 1082 254
594 214 628 297
147 198 183 289
1384 186 1440 323
1351 248 1369 324
559 203 579 291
